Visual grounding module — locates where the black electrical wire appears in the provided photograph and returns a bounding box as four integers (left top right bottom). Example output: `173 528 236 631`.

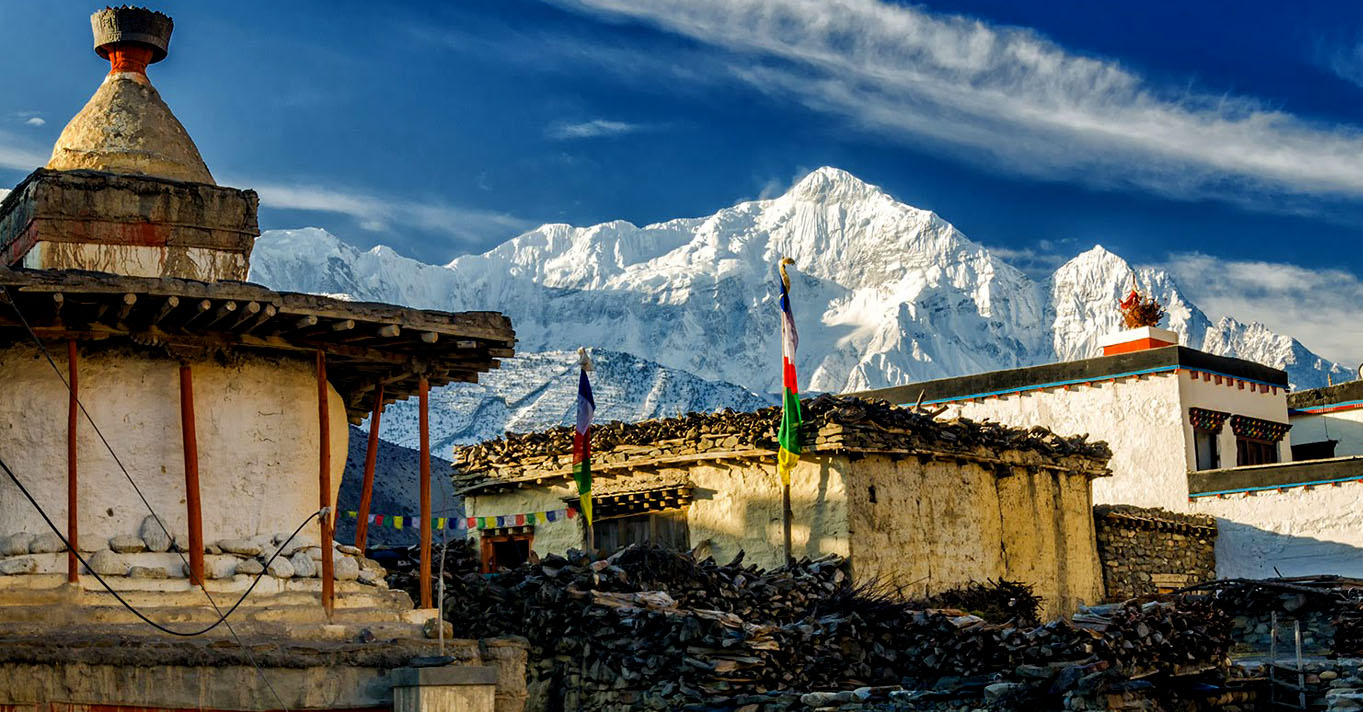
0 450 319 636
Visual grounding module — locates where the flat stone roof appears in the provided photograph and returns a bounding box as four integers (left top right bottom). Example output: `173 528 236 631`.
1289 380 1363 412
1187 456 1363 498
850 345 1289 407
0 265 515 420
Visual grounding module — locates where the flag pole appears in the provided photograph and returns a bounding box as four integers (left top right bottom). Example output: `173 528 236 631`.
783 480 793 565
777 257 801 566
574 347 596 555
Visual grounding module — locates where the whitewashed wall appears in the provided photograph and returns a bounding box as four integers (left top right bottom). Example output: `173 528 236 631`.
1177 372 1291 468
0 345 349 548
942 374 1190 510
1193 485 1363 578
1292 409 1363 457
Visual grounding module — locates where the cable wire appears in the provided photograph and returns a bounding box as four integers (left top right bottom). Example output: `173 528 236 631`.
0 451 319 636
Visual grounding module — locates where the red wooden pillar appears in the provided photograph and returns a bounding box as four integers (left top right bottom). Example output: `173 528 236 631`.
66 340 78 583
354 384 384 550
418 375 433 609
178 364 204 586
317 351 335 617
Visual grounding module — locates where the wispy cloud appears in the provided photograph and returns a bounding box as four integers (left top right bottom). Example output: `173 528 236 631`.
551 0 1363 209
547 118 651 140
23 117 44 128
243 179 534 245
1159 253 1363 365
986 238 1080 278
1322 40 1363 88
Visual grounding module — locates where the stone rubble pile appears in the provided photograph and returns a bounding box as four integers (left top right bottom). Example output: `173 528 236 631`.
0 515 386 584
381 544 1231 711
454 394 1112 487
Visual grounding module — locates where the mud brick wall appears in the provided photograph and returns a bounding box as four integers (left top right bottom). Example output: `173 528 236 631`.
1095 505 1217 601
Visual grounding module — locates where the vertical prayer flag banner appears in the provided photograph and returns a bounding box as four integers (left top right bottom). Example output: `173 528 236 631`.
573 348 596 525
776 258 803 485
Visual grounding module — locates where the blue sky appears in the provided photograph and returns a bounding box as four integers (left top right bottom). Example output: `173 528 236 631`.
2 1 1363 363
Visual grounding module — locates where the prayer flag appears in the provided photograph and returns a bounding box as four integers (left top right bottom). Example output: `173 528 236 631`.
776 258 802 485
573 348 596 525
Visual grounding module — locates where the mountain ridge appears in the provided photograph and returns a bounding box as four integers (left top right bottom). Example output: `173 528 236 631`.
248 167 1348 448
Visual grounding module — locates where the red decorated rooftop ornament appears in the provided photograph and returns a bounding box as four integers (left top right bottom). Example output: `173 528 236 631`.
1118 276 1166 329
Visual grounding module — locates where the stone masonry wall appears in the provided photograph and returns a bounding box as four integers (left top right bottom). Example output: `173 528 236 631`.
1095 505 1217 601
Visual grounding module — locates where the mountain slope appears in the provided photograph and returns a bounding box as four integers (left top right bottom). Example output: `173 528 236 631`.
250 167 1348 447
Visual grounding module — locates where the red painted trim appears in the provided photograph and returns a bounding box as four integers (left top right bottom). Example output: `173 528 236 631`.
317 351 334 618
178 365 204 587
1101 337 1176 356
354 385 383 550
67 340 79 583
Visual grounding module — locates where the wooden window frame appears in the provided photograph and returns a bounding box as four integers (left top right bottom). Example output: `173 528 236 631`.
479 527 534 573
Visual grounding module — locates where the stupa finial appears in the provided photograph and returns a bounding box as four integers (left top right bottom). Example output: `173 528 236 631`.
1117 275 1166 329
91 6 173 73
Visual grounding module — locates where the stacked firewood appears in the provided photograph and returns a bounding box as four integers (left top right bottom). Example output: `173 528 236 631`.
453 394 1112 486
381 545 1231 710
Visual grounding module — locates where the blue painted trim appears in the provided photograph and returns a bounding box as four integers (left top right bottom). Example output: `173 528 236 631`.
914 365 1284 407
1295 399 1363 414
1189 473 1363 498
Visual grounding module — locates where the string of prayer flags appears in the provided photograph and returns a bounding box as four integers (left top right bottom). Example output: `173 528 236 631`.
345 507 577 531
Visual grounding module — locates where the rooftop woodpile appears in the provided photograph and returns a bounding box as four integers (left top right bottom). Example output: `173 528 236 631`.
454 394 1111 493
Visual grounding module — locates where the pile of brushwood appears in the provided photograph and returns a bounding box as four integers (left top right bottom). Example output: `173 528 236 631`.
382 544 1233 710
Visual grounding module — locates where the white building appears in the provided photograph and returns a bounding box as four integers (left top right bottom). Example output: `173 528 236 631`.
855 326 1363 580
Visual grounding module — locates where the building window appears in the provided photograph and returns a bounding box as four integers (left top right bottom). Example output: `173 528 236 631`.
1193 428 1220 470
1189 407 1229 471
1236 438 1279 466
480 526 533 573
1291 440 1339 461
594 509 690 554
1228 415 1290 467
586 485 693 554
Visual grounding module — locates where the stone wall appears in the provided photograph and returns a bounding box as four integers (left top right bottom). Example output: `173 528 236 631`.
1094 505 1216 601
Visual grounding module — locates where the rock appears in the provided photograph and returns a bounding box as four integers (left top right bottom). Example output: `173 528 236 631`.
358 568 383 586
266 556 295 579
359 557 386 574
1323 670 1340 680
87 550 127 576
29 532 66 554
307 547 324 561
279 534 317 556
984 682 1025 703
108 535 146 553
235 558 264 576
1 532 36 556
334 555 359 581
290 551 318 578
424 617 454 639
187 555 241 580
128 565 167 579
218 539 262 557
336 544 362 556
0 557 36 575
139 516 172 552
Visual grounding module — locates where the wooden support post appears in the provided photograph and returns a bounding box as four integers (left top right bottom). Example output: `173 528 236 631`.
317 351 334 617
419 375 433 609
178 364 204 587
782 482 793 565
66 340 78 583
354 384 384 550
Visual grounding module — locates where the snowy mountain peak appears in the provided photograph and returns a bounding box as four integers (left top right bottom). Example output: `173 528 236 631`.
784 166 891 204
250 167 1346 410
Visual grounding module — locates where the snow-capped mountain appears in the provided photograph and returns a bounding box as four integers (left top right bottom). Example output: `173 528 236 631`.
249 167 1348 447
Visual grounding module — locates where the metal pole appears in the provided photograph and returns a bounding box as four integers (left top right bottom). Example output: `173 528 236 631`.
178 364 204 586
437 523 448 657
317 351 334 617
354 384 384 549
419 375 432 609
66 340 78 583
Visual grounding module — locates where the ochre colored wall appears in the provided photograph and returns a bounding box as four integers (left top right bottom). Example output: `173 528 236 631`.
467 453 1103 618
843 455 1102 619
0 345 348 547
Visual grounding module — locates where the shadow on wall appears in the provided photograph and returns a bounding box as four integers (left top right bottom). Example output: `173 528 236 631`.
1217 519 1363 578
334 426 460 549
